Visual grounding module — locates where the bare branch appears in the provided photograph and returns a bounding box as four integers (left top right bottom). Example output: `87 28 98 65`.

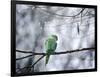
16 47 95 55
16 50 32 53
16 55 33 60
16 47 95 73
31 55 45 66
16 55 45 73
74 8 85 17
36 7 85 18
16 47 95 61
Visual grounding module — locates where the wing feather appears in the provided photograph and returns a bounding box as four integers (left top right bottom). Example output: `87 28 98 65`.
45 38 57 51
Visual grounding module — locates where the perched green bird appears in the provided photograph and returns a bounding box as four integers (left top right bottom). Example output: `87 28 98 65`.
45 35 58 65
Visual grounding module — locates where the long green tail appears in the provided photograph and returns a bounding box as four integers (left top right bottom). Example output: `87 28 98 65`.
45 54 50 65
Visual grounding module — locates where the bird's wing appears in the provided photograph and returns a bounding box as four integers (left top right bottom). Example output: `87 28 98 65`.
45 38 57 51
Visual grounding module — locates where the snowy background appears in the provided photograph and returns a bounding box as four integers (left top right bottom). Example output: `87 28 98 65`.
16 4 95 74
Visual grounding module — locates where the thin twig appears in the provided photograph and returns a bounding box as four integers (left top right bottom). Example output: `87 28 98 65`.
36 6 85 18
31 55 45 66
16 50 32 53
16 55 45 73
16 55 33 60
74 8 85 17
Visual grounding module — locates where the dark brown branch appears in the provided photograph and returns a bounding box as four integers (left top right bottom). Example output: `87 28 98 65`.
52 47 95 55
16 50 33 53
16 55 33 60
16 47 95 55
16 47 95 61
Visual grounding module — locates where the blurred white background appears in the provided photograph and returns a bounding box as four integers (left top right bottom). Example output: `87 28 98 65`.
0 0 99 77
16 3 95 72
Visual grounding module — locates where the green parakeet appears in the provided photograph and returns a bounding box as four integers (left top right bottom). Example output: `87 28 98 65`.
45 35 58 65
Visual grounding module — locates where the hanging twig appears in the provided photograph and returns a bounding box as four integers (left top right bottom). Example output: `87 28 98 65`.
77 23 80 34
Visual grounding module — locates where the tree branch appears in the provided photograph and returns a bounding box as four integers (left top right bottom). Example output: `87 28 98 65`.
16 47 95 61
16 47 95 55
36 7 85 18
16 55 45 73
16 47 95 73
16 50 32 53
31 55 45 66
73 8 85 17
16 54 33 60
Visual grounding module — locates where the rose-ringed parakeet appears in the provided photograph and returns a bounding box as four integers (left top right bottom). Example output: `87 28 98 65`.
45 35 58 65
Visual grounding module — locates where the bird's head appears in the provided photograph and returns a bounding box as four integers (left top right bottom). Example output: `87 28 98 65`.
51 35 58 41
